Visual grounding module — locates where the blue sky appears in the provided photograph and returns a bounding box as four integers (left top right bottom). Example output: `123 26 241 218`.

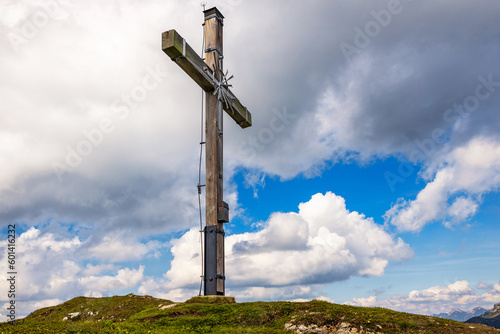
1 0 500 318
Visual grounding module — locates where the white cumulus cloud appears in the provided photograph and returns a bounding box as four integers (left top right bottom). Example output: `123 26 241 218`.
0 226 154 317
385 137 500 232
141 192 412 301
348 280 500 315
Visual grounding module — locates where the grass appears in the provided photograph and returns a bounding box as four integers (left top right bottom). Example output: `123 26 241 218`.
1 294 498 333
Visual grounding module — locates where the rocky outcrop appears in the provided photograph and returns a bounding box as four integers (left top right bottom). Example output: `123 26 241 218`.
284 316 383 334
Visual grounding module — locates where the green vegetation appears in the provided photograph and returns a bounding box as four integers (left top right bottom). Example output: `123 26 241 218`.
1 294 499 333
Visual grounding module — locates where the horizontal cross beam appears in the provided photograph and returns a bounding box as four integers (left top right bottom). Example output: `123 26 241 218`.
162 29 252 129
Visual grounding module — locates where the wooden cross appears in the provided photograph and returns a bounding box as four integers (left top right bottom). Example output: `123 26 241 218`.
162 7 252 296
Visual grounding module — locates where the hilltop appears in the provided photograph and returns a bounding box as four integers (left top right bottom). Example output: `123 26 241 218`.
1 294 499 333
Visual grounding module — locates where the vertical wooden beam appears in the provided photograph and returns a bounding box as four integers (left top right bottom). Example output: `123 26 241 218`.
204 7 225 296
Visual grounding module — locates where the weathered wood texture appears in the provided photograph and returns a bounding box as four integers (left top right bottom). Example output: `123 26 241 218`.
162 6 252 297
162 29 252 128
204 7 225 295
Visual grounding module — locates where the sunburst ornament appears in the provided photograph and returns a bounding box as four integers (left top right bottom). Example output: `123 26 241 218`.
212 59 236 113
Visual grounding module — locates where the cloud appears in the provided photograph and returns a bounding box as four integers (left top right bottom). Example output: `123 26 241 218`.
88 234 163 262
228 193 412 287
163 227 204 290
0 0 209 234
346 296 377 308
347 280 500 315
445 197 479 228
141 192 412 300
1 0 499 236
79 266 145 292
226 0 500 178
0 298 64 320
0 226 153 316
313 2 500 157
477 282 494 290
235 286 320 302
385 137 500 232
314 296 336 303
407 281 474 302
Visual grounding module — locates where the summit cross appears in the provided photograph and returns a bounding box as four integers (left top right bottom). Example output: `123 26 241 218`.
162 7 252 296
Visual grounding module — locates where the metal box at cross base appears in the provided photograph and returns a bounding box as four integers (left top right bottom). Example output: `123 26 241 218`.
218 201 229 223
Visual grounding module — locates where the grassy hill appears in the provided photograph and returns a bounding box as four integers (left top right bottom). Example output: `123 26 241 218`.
1 294 499 333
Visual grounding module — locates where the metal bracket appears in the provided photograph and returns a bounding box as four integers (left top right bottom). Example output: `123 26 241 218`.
205 225 225 235
172 56 184 63
205 47 223 58
204 14 224 25
218 201 229 223
204 224 225 295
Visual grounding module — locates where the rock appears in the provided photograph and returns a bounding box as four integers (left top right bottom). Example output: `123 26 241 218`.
159 303 177 310
284 322 328 333
63 312 80 321
283 320 383 334
336 322 359 333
